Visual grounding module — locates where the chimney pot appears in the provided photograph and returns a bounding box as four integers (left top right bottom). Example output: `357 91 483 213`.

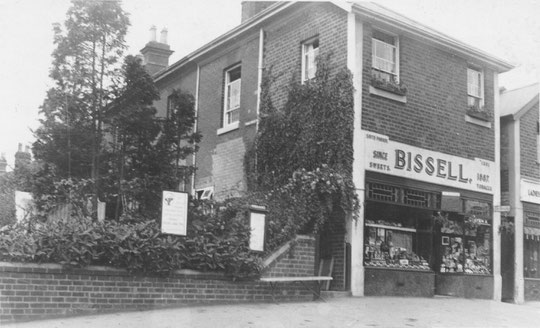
18 143 22 152
149 25 157 42
160 28 168 44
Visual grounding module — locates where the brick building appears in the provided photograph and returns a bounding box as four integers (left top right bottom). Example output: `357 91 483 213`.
145 2 513 299
500 83 540 303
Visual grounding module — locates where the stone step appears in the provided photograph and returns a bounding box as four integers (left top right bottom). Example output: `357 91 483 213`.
320 291 352 299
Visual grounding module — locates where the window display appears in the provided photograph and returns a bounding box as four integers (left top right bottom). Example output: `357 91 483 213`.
364 214 431 271
438 203 492 275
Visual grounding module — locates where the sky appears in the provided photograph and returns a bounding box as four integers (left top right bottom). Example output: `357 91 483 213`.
0 0 539 169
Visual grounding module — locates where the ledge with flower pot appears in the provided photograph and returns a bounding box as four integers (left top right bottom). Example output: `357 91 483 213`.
369 77 407 103
465 106 492 128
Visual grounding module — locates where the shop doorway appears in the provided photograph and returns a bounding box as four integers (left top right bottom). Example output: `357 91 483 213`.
501 217 515 302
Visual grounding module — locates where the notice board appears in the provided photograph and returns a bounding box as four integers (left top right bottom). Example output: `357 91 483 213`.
161 191 188 236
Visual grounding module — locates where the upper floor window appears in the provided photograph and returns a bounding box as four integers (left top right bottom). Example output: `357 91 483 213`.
166 94 175 119
467 67 484 109
224 65 241 127
301 38 319 82
372 30 399 83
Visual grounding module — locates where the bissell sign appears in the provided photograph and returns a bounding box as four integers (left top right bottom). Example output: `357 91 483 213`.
521 179 540 204
364 131 496 194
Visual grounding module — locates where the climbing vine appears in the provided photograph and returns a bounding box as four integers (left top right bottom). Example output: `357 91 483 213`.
245 54 359 238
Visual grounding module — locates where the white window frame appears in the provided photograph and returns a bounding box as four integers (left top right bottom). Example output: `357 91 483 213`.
467 67 484 109
223 65 241 129
196 187 214 200
372 29 399 83
301 37 319 83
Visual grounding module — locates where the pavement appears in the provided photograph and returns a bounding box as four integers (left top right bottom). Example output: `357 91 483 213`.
3 296 540 328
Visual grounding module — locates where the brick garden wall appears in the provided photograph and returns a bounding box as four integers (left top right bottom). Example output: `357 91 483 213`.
262 235 316 277
0 235 317 323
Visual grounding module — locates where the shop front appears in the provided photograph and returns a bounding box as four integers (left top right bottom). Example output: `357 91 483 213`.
362 132 497 298
521 179 540 301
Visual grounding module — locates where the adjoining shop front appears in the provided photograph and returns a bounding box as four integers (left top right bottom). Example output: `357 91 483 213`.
359 132 498 298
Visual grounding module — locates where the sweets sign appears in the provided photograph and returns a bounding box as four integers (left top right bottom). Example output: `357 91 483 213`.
364 131 496 194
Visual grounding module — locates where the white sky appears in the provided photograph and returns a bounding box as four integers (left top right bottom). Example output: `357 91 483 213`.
0 0 538 169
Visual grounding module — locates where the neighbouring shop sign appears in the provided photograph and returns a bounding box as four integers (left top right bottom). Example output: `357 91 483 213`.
161 191 188 235
521 179 540 204
364 131 496 194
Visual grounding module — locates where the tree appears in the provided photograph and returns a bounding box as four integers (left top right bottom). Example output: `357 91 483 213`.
105 56 201 220
33 0 130 219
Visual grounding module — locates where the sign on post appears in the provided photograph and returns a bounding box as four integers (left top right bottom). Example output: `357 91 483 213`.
249 205 267 252
161 191 188 236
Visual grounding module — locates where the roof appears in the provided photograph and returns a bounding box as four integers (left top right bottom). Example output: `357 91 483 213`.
350 2 513 72
500 83 539 118
154 1 514 82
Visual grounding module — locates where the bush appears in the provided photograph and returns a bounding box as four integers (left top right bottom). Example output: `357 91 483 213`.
0 202 261 278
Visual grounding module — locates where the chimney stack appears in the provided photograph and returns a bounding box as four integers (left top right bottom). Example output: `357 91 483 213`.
140 25 174 76
149 25 157 42
241 1 276 23
160 28 168 44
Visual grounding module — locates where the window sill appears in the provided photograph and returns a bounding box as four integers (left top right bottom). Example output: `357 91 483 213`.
465 115 491 128
369 86 407 103
217 121 239 135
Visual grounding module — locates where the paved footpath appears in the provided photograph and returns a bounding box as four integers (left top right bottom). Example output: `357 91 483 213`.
4 297 540 328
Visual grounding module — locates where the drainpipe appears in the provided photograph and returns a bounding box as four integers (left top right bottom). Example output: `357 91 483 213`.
256 28 264 131
191 65 201 196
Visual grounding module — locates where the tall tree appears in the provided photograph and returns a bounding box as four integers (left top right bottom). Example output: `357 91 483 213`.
33 0 129 219
106 56 201 220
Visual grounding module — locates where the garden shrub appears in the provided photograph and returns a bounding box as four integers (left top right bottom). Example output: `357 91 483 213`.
0 201 261 278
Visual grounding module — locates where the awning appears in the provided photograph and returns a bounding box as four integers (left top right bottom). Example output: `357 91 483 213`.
524 227 540 240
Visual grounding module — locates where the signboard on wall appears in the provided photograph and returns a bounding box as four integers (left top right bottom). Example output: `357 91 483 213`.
521 179 540 204
161 191 188 235
249 206 267 252
364 131 496 194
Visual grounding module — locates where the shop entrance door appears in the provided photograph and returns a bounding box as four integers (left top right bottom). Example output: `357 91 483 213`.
501 219 515 302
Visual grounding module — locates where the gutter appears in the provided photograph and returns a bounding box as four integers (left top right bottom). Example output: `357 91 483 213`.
154 2 295 83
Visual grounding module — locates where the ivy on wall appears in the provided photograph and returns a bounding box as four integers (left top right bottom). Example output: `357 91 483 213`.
245 54 359 240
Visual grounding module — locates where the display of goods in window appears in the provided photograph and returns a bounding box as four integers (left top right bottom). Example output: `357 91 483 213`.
364 219 430 271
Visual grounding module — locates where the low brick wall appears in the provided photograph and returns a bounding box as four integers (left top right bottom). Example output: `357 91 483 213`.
0 235 317 323
262 235 316 277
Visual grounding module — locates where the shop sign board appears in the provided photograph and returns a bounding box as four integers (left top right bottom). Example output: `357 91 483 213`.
364 131 496 194
521 179 540 204
161 191 188 235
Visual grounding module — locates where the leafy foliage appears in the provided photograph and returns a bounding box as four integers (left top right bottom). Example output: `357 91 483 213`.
245 54 359 245
0 202 260 278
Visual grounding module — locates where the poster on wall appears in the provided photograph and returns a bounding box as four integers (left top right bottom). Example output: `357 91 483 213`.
249 207 266 252
161 191 188 236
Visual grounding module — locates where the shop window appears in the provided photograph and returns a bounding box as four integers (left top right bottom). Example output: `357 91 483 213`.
301 37 319 83
223 65 241 128
525 238 540 278
364 202 432 271
438 201 492 275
